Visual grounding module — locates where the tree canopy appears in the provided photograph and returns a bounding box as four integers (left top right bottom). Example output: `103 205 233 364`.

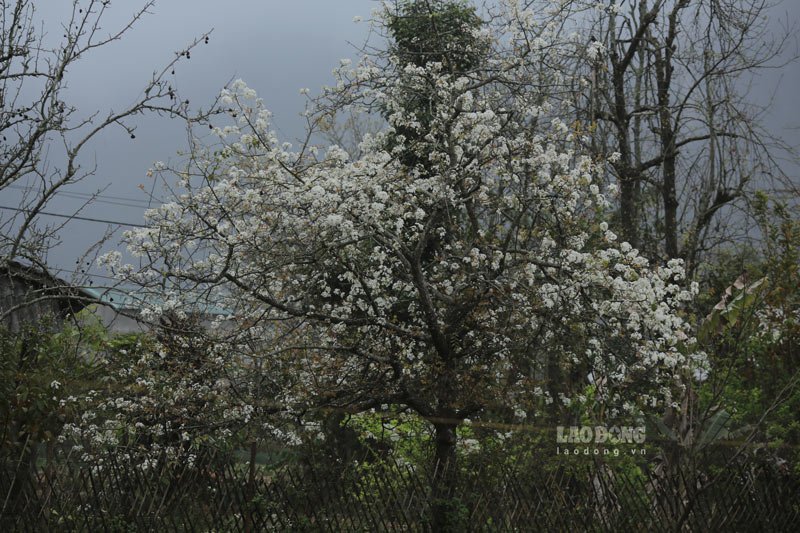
102 3 707 479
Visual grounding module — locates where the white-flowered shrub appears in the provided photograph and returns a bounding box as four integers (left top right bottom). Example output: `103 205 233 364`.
100 3 707 458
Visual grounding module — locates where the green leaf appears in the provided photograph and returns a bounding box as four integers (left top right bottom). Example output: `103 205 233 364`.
650 415 676 442
698 410 731 447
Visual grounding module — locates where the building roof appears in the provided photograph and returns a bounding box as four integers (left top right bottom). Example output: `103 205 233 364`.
78 285 230 316
0 260 94 329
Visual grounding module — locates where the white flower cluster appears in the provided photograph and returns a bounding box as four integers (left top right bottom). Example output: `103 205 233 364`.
102 2 707 441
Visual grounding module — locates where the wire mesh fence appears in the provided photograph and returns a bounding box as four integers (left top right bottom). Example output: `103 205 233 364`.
1 451 798 531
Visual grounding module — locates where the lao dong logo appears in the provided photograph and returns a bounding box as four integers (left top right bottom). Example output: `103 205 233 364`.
556 425 646 445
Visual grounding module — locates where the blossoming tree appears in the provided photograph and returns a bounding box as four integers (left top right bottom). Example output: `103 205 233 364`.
103 0 707 523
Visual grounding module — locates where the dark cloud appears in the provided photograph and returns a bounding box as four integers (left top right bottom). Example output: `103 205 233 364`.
29 0 375 274
9 0 799 278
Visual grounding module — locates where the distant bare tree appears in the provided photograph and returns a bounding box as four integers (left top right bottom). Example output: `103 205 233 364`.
0 0 217 323
0 0 211 271
562 0 797 271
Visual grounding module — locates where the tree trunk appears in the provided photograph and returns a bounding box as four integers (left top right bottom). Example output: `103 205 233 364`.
619 169 640 250
608 12 640 251
244 440 257 533
654 52 679 260
661 154 679 259
431 420 460 532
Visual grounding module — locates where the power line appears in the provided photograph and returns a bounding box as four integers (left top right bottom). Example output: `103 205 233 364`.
50 266 131 283
5 183 160 209
42 193 149 210
0 204 147 227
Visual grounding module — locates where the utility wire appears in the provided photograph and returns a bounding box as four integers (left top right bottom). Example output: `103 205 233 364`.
6 183 160 209
50 266 129 283
0 204 147 227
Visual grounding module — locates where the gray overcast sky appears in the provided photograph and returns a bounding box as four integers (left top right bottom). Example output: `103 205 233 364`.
8 0 800 282
28 0 377 279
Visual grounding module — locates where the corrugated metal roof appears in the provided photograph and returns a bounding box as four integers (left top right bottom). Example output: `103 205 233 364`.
79 286 230 316
79 286 145 310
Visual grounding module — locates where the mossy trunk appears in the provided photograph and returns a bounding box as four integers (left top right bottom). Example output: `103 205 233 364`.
431 421 461 531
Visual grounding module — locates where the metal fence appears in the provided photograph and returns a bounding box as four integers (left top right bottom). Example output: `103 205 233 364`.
2 453 798 531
